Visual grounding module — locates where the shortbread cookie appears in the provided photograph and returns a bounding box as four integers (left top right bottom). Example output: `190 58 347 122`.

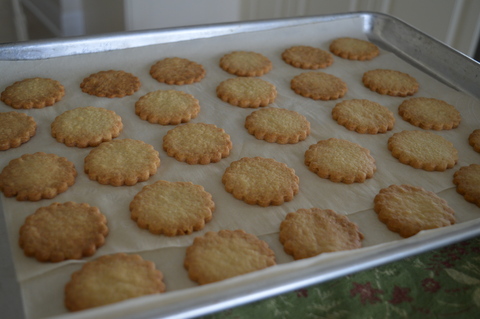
398 97 461 130
220 51 272 76
453 164 480 207
304 138 376 184
362 69 419 97
388 130 458 171
374 184 456 238
51 106 123 147
84 139 160 186
19 202 108 262
0 152 77 201
329 37 379 61
245 107 310 144
281 45 334 69
0 111 36 150
163 123 232 164
1 77 65 109
135 89 200 125
216 77 277 108
65 253 165 311
80 70 141 98
279 208 363 260
130 180 215 236
469 129 480 152
150 57 206 85
332 99 395 134
184 229 276 285
222 157 299 207
290 72 347 100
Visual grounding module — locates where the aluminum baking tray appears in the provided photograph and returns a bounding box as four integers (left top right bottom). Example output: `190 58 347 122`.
1 12 480 319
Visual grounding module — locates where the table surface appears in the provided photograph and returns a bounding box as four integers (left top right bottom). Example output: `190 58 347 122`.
200 236 480 319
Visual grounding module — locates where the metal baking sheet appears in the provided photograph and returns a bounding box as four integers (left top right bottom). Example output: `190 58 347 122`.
1 12 480 319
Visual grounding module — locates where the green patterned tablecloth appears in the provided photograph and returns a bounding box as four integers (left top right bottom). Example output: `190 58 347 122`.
200 236 480 319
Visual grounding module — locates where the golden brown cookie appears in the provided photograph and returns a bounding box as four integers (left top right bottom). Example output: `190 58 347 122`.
219 51 272 76
290 71 347 100
0 152 77 201
281 45 334 69
130 180 215 236
332 99 395 134
1 77 65 109
469 129 480 153
453 164 480 207
362 69 419 97
279 208 363 260
150 57 206 85
0 111 37 150
329 37 379 61
80 70 141 98
245 107 310 144
51 106 123 148
65 253 165 311
135 89 200 125
216 77 277 108
374 184 456 238
304 138 376 184
222 157 299 207
84 139 160 186
19 202 108 262
163 123 232 164
388 130 458 171
184 229 276 285
398 97 461 130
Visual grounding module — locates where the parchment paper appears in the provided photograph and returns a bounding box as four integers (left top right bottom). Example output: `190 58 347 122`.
1 16 480 319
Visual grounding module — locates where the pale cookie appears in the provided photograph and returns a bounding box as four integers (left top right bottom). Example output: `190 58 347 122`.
216 77 277 108
279 208 363 260
51 106 123 147
245 107 310 144
304 138 376 184
332 99 395 134
1 77 65 109
84 139 160 186
219 51 272 76
150 57 206 85
163 123 232 164
80 70 141 98
0 152 77 201
388 130 458 171
398 97 461 130
290 71 347 100
130 180 215 236
222 157 299 207
0 111 36 150
329 37 380 61
374 184 456 238
453 164 480 207
184 229 276 285
135 89 200 125
363 69 419 97
65 253 165 311
469 129 480 153
19 202 108 262
281 45 334 69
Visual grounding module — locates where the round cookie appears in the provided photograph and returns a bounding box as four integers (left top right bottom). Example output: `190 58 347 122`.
219 51 272 76
374 184 456 238
130 180 215 236
19 202 108 262
304 138 376 184
150 57 206 85
290 71 347 100
216 77 277 108
245 107 310 144
163 123 232 164
388 130 458 171
279 208 363 260
0 111 36 150
281 45 334 69
80 70 141 98
398 97 461 130
453 164 480 207
362 69 419 97
329 37 379 61
184 229 276 285
469 129 480 153
1 77 65 109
